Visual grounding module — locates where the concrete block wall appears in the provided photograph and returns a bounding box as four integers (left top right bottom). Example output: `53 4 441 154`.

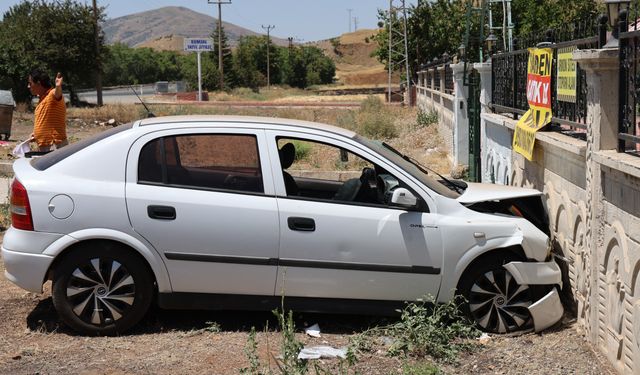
416 62 468 169
416 91 455 157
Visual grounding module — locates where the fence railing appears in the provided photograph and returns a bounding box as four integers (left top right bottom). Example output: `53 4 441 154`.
490 19 605 139
416 57 453 95
619 8 640 155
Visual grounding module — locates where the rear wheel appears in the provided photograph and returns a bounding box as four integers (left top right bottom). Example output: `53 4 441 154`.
459 257 533 333
52 244 154 335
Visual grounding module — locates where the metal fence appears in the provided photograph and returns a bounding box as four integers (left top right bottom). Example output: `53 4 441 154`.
619 7 640 155
417 57 453 94
491 19 604 138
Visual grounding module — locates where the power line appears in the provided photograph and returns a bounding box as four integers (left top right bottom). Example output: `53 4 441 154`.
262 24 275 90
208 0 232 90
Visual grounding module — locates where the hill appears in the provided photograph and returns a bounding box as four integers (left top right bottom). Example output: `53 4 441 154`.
102 6 287 48
312 29 396 86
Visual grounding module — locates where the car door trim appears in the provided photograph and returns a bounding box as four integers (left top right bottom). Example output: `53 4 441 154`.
164 252 440 274
278 259 440 274
164 252 278 266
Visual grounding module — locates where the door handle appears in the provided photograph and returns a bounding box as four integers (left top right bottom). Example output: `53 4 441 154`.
148 205 176 220
287 217 315 232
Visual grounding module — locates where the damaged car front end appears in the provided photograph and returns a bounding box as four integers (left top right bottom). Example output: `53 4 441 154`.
458 182 564 333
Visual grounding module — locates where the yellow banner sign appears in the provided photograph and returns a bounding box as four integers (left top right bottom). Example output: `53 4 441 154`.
513 47 553 160
557 46 577 103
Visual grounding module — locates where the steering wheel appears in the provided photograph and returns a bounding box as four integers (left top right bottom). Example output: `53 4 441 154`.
333 167 377 202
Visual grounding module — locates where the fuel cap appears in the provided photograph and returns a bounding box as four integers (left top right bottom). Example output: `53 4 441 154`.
48 194 74 219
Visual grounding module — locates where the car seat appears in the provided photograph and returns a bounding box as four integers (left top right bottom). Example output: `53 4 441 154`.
279 142 298 195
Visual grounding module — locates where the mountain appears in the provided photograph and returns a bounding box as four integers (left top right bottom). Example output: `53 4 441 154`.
102 6 287 48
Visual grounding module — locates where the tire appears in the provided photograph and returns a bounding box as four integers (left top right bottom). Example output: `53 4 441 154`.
458 256 533 333
52 243 154 335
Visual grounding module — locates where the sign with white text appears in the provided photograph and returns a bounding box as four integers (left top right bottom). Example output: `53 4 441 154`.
183 38 213 52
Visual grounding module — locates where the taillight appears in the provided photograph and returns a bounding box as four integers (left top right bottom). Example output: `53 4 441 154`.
10 178 34 231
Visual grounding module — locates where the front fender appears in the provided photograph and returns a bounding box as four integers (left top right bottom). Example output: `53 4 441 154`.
42 228 172 293
438 235 524 302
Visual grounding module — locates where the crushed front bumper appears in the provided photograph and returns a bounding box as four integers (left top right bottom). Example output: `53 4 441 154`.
503 260 564 332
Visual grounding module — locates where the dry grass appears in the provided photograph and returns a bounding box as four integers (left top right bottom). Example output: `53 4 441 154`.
67 104 143 124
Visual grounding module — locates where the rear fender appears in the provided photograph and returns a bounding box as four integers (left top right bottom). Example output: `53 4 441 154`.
42 228 172 292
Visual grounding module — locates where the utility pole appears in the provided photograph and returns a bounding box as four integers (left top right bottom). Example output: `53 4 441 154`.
354 16 359 31
347 8 353 32
387 0 411 105
262 24 275 90
208 0 232 89
92 0 103 106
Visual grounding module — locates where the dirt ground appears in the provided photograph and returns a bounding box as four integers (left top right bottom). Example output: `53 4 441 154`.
0 255 616 375
0 106 617 374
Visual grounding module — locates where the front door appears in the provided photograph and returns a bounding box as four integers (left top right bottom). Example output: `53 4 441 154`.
267 132 443 302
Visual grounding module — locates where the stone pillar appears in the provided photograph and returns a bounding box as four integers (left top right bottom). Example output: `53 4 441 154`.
451 62 469 167
473 62 492 111
572 48 620 366
475 62 493 183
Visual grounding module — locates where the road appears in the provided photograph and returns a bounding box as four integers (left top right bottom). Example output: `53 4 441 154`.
75 84 155 105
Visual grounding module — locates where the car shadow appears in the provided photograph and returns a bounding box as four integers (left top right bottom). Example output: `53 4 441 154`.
26 297 394 336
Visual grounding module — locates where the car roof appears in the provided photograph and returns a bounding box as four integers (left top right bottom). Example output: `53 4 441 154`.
136 115 357 138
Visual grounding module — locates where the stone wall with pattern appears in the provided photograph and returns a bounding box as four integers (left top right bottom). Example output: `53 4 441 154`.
477 49 640 374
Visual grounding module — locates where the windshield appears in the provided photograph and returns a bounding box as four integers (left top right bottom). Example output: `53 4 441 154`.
354 135 461 199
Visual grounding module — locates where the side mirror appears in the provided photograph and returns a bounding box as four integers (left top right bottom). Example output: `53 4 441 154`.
390 188 418 208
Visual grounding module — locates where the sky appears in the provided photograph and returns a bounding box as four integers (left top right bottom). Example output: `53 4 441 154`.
0 0 417 42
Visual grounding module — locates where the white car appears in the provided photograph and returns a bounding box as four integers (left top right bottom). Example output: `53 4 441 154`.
2 116 564 335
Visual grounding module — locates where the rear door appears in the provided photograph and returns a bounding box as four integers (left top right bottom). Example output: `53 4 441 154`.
125 126 279 296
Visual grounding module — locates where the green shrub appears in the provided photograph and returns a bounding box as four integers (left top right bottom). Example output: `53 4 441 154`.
402 362 442 375
358 111 397 139
416 109 438 128
359 95 384 113
352 296 480 363
291 140 311 161
357 96 397 139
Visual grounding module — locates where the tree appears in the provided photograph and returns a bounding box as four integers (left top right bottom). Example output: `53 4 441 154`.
373 1 466 80
209 25 236 90
233 36 266 90
0 0 106 103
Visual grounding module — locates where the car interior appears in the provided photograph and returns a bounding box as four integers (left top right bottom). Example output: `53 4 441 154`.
138 135 264 193
276 138 413 207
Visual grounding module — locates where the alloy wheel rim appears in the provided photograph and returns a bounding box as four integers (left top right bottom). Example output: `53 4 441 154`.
468 268 532 333
65 258 136 326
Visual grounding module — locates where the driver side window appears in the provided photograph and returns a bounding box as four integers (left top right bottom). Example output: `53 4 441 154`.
276 137 420 209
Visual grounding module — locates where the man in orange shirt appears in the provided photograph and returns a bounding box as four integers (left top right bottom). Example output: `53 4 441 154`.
27 69 68 151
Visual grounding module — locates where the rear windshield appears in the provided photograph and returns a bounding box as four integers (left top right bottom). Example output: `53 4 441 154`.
31 123 134 171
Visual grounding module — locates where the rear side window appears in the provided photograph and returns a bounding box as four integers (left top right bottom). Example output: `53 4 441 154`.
32 123 133 171
138 134 264 193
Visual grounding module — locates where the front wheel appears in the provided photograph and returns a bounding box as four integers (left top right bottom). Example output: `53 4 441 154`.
52 244 154 335
459 258 533 333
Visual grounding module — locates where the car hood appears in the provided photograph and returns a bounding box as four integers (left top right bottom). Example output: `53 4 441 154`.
456 182 542 204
